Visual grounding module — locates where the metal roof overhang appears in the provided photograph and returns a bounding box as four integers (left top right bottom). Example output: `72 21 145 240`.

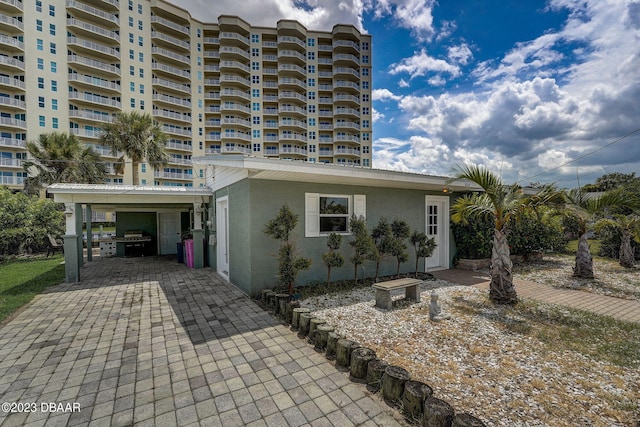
193 155 480 193
47 183 212 210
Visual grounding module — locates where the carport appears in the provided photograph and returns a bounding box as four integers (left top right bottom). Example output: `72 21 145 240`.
48 183 212 283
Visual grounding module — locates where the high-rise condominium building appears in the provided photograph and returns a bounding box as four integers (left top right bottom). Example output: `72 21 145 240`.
0 0 372 190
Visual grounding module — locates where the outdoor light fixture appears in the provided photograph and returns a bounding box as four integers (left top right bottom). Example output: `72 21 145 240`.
65 206 74 217
442 188 449 193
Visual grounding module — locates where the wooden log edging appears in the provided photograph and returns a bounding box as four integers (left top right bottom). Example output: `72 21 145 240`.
270 303 486 427
349 347 376 383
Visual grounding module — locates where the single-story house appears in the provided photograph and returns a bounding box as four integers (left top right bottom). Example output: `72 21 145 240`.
193 156 478 296
48 157 479 293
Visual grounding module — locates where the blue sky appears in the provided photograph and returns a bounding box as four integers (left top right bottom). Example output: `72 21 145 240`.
174 0 640 186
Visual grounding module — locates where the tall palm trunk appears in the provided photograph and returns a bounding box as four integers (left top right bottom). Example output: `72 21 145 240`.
574 233 594 278
132 161 140 186
490 228 517 304
619 230 635 268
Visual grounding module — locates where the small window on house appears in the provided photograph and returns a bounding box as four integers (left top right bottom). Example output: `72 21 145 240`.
306 193 365 237
319 196 350 233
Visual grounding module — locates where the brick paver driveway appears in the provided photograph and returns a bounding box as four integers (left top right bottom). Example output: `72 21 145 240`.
0 257 404 427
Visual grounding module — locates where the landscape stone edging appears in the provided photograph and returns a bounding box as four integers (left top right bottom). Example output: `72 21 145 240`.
258 296 486 427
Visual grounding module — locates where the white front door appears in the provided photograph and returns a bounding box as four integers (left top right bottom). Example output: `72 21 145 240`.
425 196 450 270
216 197 229 279
158 212 181 255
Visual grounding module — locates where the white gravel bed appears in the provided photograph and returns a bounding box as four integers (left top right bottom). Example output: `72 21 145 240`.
299 280 640 427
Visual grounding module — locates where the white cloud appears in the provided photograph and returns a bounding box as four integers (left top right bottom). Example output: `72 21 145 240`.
389 48 461 79
372 88 402 101
427 75 447 86
398 79 410 88
372 108 385 122
366 0 437 41
447 43 473 65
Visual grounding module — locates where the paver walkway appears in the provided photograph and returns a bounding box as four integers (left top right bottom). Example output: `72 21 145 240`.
0 257 405 427
431 268 640 323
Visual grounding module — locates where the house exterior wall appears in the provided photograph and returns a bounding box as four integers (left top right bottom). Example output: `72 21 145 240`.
212 177 455 295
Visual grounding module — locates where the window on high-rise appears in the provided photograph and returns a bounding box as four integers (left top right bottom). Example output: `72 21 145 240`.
39 115 45 127
138 20 143 30
37 39 43 51
129 65 135 76
50 42 56 54
129 49 134 60
49 24 55 36
129 33 134 43
129 17 133 27
52 118 58 129
362 55 369 64
139 84 144 94
138 36 143 47
308 52 315 60
362 94 369 102
251 34 259 43
130 82 135 92
138 3 143 14
37 58 44 70
362 81 369 89
51 80 57 92
252 62 259 70
52 99 58 110
50 61 57 73
308 65 315 73
307 38 315 47
130 98 135 108
128 0 133 10
362 68 369 76
38 97 45 108
36 20 42 31
49 5 55 16
36 0 42 12
37 78 44 89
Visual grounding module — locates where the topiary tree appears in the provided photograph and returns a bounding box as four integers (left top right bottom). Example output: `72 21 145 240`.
410 231 437 278
321 233 344 285
390 219 410 278
349 214 375 283
264 204 311 294
371 217 394 281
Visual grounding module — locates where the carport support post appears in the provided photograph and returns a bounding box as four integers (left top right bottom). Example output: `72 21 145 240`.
85 205 92 262
193 203 204 269
63 203 82 283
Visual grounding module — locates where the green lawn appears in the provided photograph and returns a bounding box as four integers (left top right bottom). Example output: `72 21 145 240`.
0 255 65 324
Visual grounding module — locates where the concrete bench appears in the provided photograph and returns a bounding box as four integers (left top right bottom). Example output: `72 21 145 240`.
372 278 423 309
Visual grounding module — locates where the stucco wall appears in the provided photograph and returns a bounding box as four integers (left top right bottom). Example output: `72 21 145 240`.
214 178 456 296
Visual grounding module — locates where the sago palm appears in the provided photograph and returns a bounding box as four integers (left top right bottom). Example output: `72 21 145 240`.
451 164 560 304
22 132 107 195
562 189 629 278
99 111 169 185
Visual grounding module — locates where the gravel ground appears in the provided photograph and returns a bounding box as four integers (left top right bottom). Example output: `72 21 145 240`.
299 277 640 426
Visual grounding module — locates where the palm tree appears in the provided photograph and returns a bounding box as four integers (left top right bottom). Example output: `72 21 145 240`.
99 111 169 185
22 132 108 195
563 189 631 277
594 214 640 268
451 164 560 304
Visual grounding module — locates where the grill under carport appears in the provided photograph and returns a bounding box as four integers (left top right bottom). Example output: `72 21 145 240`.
47 183 212 283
